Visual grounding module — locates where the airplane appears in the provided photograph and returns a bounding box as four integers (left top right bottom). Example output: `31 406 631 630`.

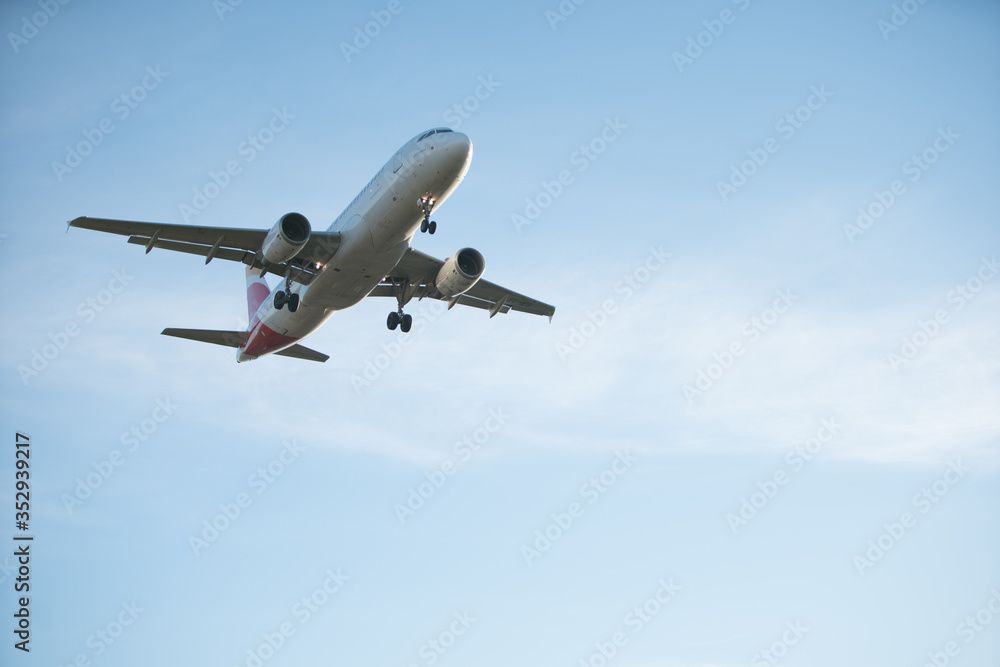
69 128 555 363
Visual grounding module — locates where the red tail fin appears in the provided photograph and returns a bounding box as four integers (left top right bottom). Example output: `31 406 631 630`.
245 266 270 325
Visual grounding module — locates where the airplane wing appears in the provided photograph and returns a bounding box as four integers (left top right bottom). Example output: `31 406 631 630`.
68 217 341 285
371 247 556 320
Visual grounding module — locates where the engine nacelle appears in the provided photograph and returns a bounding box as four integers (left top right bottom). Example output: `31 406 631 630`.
435 248 485 297
261 212 311 265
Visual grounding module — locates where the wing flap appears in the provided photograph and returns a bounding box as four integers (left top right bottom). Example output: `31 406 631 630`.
367 285 513 314
126 236 253 264
127 237 320 285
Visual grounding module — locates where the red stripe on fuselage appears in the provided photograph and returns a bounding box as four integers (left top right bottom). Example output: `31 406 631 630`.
240 322 301 358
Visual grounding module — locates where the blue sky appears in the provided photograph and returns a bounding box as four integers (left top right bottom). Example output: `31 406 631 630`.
1 1 999 666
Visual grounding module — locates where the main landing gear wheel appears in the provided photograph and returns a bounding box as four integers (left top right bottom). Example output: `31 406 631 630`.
388 277 414 332
387 312 413 332
274 268 299 312
273 291 300 312
418 197 437 234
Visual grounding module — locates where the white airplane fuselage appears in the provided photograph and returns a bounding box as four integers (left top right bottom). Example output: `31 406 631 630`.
238 129 472 362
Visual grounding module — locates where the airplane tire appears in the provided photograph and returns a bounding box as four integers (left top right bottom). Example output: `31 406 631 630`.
387 312 400 330
287 293 299 312
420 220 428 233
401 314 413 333
428 221 437 235
274 290 286 309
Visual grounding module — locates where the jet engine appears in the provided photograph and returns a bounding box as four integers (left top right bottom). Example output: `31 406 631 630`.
435 248 485 297
261 212 311 265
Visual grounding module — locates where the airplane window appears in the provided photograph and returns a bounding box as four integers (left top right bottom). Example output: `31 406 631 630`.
418 128 454 142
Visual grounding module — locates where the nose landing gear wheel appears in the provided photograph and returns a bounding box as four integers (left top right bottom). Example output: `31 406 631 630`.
418 197 437 234
274 290 287 310
387 312 400 330
287 293 299 312
400 314 413 332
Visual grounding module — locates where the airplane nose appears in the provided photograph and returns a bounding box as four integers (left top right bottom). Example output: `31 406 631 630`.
429 131 472 181
451 131 471 152
440 131 472 159
444 131 472 169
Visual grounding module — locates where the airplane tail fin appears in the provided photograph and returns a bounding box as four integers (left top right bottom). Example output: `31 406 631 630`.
245 266 270 322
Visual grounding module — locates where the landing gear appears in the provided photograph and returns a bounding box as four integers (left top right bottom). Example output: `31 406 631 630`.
273 290 299 312
418 197 437 234
273 270 299 312
387 279 414 332
387 311 412 332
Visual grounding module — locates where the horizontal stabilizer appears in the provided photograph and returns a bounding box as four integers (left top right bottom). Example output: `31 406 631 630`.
274 345 330 363
161 328 329 362
161 328 247 348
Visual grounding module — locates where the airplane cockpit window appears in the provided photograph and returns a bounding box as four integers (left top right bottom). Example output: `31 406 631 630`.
417 128 453 142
